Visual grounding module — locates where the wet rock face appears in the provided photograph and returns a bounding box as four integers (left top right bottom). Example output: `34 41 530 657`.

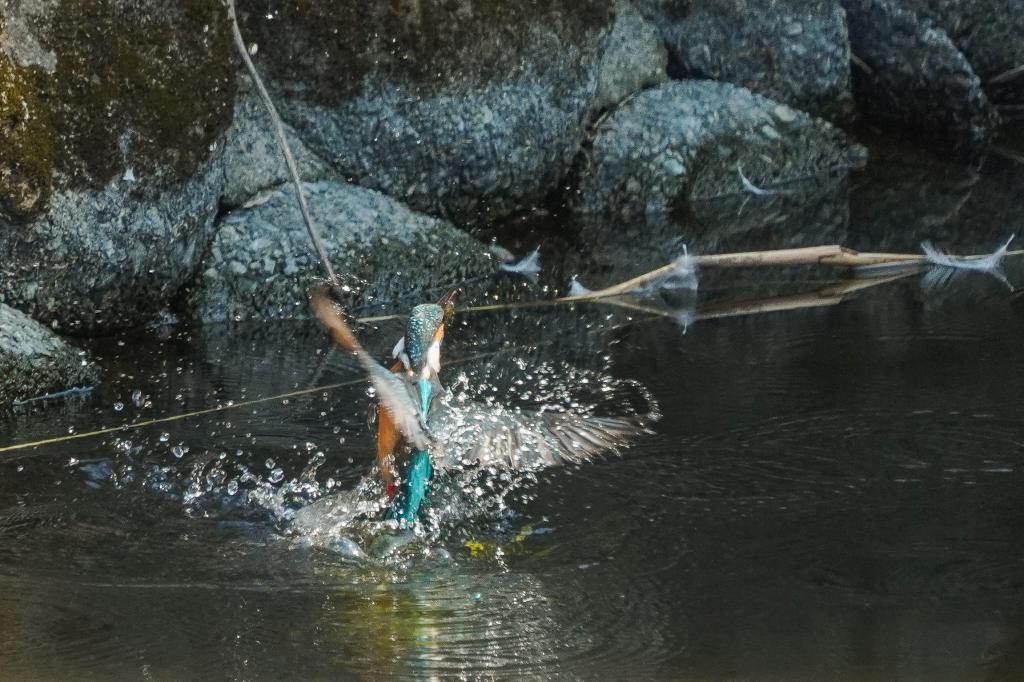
0 303 97 407
842 0 996 149
190 181 498 324
897 0 1024 103
237 0 614 223
218 81 334 209
591 2 668 113
636 0 854 120
0 0 236 332
576 80 862 221
0 0 235 219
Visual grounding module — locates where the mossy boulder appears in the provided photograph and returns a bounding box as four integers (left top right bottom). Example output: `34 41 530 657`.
635 0 855 120
189 181 499 324
0 54 54 221
0 0 236 332
575 80 864 220
0 303 97 408
236 0 615 223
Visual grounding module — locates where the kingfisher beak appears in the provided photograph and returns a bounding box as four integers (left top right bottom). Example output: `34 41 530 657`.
438 288 460 325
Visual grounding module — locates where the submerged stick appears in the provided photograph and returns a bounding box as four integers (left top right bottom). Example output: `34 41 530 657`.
224 0 343 292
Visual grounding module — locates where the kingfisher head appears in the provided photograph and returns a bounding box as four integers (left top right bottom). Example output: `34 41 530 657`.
391 289 458 381
391 291 457 420
393 304 445 379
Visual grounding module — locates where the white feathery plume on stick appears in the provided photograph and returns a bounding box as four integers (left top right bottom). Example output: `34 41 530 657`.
921 234 1015 272
499 247 542 279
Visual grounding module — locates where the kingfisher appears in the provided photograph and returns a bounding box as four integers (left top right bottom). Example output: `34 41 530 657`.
309 289 654 529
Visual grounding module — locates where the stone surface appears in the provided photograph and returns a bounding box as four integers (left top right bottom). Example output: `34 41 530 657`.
898 0 1024 103
218 81 335 208
636 0 854 120
190 181 498 324
842 0 995 149
591 2 668 113
0 303 97 407
237 0 614 223
0 0 236 332
576 80 863 220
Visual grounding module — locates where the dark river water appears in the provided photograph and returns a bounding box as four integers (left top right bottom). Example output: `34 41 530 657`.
2 133 1024 679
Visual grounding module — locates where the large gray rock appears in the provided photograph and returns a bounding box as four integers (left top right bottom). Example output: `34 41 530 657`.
237 0 613 223
576 80 863 220
0 0 236 333
897 0 1024 103
0 303 97 407
842 0 995 148
190 181 498 324
218 81 335 209
591 2 668 114
637 0 854 120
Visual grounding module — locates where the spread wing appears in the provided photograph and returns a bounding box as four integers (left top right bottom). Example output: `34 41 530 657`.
434 402 654 471
310 290 430 451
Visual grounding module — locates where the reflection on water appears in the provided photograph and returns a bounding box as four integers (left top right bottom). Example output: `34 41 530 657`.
2 136 1024 678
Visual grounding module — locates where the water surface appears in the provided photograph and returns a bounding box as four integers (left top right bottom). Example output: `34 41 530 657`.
2 136 1024 679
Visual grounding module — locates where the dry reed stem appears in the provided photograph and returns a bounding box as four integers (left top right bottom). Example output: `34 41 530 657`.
224 0 343 292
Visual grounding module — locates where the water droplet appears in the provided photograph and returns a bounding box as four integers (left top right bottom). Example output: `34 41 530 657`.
171 445 188 459
159 433 169 443
269 468 284 483
113 401 124 412
131 389 143 406
265 458 275 470
226 479 239 496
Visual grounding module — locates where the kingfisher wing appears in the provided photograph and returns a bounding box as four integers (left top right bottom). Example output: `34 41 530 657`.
363 361 430 451
310 290 430 451
434 403 652 471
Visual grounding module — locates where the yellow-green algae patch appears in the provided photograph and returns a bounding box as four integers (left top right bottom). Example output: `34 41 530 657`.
0 53 56 221
0 0 237 222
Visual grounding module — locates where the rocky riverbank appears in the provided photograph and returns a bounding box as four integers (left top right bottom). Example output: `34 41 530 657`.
0 0 1019 405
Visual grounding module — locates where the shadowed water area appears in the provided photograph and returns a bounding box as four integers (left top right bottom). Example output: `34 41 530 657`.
2 135 1024 679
